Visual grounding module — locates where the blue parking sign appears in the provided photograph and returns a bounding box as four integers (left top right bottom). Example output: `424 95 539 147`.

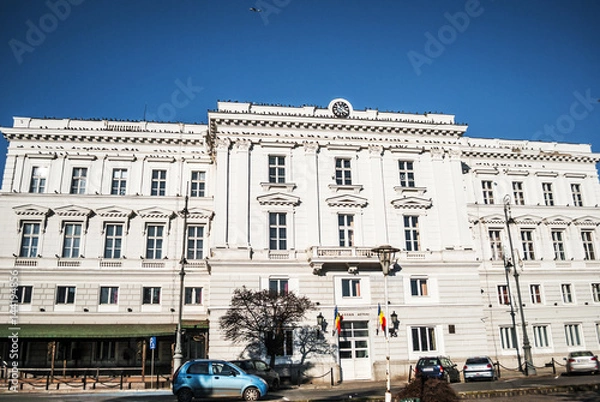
149 336 156 350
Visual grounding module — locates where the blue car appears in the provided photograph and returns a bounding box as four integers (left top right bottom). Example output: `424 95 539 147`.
173 359 269 402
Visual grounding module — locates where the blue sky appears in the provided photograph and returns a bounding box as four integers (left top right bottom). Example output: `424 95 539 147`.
1 0 599 183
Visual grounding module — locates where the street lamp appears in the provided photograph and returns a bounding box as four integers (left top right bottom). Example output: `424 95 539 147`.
503 195 536 375
371 245 400 402
173 195 189 372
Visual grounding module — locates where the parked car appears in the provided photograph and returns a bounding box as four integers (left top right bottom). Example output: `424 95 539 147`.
415 356 461 383
230 359 281 390
463 356 497 382
564 351 599 374
172 359 268 402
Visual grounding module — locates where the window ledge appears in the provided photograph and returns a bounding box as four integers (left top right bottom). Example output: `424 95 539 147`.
260 182 296 191
328 184 363 194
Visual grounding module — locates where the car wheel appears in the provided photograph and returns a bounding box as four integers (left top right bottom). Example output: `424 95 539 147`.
243 386 260 401
271 378 280 390
177 388 193 402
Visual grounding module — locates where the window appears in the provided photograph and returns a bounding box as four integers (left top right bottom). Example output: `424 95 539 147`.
571 183 583 207
512 181 524 205
103 224 123 259
184 287 203 305
142 287 161 305
29 166 47 193
520 230 535 260
561 284 573 304
269 278 288 296
411 326 436 352
411 278 428 296
481 180 494 204
62 223 82 258
95 341 116 360
190 171 206 197
56 286 76 304
16 286 33 304
99 287 119 305
268 156 285 184
265 329 293 356
488 229 503 260
551 230 566 260
542 182 554 206
70 167 87 194
564 324 582 346
497 285 510 305
19 222 40 257
150 169 166 196
338 214 354 247
342 278 361 298
581 231 596 260
269 212 287 251
533 325 550 348
404 216 420 251
111 168 127 195
145 225 164 259
398 161 415 187
186 225 204 260
592 283 600 303
530 284 542 304
499 326 517 350
335 158 352 185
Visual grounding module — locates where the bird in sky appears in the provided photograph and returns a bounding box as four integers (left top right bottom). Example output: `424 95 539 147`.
249 7 262 12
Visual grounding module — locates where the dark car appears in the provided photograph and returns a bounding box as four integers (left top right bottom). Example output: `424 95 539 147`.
463 356 497 382
172 359 268 402
230 359 281 390
415 356 461 383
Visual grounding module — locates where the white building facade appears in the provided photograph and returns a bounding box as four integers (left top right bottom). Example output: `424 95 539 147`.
1 99 599 382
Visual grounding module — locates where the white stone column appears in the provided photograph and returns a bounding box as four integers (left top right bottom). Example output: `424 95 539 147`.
229 139 251 248
213 138 230 248
368 144 388 245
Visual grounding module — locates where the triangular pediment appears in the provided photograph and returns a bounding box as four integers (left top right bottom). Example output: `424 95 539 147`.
542 215 572 226
54 204 94 217
325 194 368 208
512 214 543 225
573 215 600 226
137 207 176 219
184 207 215 220
257 192 301 206
391 196 432 209
478 214 505 225
13 204 52 216
96 205 135 218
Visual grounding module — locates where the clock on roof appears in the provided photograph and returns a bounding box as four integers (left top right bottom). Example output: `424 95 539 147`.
329 98 352 118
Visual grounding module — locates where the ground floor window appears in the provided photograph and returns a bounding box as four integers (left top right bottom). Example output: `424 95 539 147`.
411 326 436 352
533 325 550 348
499 326 517 350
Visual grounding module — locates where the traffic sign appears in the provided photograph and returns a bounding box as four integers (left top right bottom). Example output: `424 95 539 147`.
149 336 156 350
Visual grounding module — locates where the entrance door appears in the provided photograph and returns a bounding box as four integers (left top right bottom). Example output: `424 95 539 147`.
339 320 371 380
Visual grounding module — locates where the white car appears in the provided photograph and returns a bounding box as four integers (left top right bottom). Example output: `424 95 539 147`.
463 356 497 382
564 351 599 374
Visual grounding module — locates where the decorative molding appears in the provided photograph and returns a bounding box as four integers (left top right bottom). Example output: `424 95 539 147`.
13 204 52 216
328 184 363 194
260 182 296 192
54 205 93 217
535 171 558 178
393 186 427 197
391 196 432 210
325 194 368 208
137 207 176 220
257 192 301 206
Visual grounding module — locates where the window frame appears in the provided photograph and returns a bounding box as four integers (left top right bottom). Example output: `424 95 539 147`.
190 170 206 197
499 326 517 350
16 286 33 304
533 324 551 348
268 212 287 251
520 229 536 260
512 181 525 205
542 182 554 206
268 155 286 184
29 166 47 193
581 230 596 260
488 229 503 260
56 286 76 305
269 278 289 296
103 223 124 259
410 278 428 297
110 168 128 195
334 158 352 185
19 221 41 258
551 229 566 261
530 284 542 304
411 326 437 352
570 183 583 207
70 167 88 194
341 278 361 298
142 287 161 305
150 169 167 196
561 283 574 304
338 214 354 247
62 222 83 259
184 287 203 305
186 224 205 260
145 224 164 260
564 323 582 347
497 285 510 305
481 180 494 204
404 215 420 252
398 160 415 188
99 286 119 305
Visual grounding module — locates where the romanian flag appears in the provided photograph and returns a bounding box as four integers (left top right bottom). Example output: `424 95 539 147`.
333 306 342 336
378 303 386 336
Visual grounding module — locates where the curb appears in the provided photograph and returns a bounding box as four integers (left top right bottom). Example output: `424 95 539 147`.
458 382 600 399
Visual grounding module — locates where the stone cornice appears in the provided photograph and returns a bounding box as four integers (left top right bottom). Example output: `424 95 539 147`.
462 148 600 164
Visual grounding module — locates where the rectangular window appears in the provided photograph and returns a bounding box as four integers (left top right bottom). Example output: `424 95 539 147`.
520 230 535 260
561 284 573 304
266 329 293 356
499 326 517 350
481 180 494 204
338 214 354 247
269 212 287 251
111 168 127 195
411 326 436 352
95 341 116 360
342 278 361 298
190 171 206 197
19 222 41 258
29 166 47 193
398 161 415 187
186 225 204 260
571 183 583 207
99 286 119 305
404 216 420 252
184 287 203 305
150 169 167 196
530 284 542 304
16 286 33 304
103 224 123 259
268 156 286 184
533 325 550 348
62 223 82 258
592 283 600 303
542 182 554 206
497 285 510 305
142 287 161 305
70 167 87 194
551 230 566 261
145 224 164 259
488 229 503 260
512 181 524 205
582 231 596 260
411 278 428 296
56 286 76 304
269 278 289 296
335 158 352 185
564 324 582 346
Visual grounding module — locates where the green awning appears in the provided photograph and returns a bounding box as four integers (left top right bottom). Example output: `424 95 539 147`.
1 321 208 339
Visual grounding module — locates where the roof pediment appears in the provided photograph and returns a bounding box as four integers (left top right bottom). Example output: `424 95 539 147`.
391 196 432 209
477 214 505 225
54 205 94 217
137 207 176 219
184 207 215 220
257 192 301 206
542 215 572 226
13 204 52 216
512 214 543 225
573 216 600 226
96 206 135 218
325 194 368 208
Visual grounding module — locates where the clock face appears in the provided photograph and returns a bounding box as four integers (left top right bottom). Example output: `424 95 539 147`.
332 101 350 118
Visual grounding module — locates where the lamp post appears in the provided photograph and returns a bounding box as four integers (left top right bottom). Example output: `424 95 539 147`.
173 195 189 372
503 195 536 375
372 245 400 402
503 256 522 371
